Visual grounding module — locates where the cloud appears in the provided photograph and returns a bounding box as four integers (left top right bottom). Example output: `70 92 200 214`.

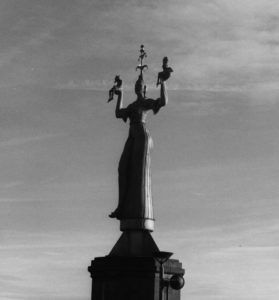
56 79 110 91
0 134 62 148
0 197 25 203
1 0 279 93
0 229 111 299
154 218 279 300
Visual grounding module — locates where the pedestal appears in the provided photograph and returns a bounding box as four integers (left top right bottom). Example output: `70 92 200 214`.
88 256 184 300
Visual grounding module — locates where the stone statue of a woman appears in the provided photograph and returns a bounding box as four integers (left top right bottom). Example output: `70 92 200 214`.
108 47 172 231
109 74 168 231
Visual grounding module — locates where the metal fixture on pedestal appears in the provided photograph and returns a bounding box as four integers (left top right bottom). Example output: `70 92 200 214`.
153 251 185 300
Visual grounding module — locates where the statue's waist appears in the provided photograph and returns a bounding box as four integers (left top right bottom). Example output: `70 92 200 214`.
129 121 146 126
129 123 151 137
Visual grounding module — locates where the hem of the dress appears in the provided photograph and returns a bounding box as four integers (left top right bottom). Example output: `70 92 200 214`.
129 121 146 125
120 218 155 232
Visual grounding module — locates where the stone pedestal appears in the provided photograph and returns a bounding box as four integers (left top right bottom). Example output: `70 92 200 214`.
88 256 184 300
109 231 159 257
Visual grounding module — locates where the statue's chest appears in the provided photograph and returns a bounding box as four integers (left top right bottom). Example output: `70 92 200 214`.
128 104 148 122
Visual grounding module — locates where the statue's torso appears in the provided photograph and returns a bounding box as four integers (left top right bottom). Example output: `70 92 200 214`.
127 100 149 124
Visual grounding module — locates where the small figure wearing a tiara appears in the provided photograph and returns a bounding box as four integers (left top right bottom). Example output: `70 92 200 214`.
156 57 173 86
108 75 122 102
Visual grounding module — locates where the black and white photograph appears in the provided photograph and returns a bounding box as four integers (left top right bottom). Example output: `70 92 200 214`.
0 1 278 299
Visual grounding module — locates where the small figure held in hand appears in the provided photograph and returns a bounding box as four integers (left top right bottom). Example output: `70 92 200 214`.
108 75 122 102
157 56 173 86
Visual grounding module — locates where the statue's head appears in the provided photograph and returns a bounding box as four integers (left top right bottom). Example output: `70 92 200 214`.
135 75 145 98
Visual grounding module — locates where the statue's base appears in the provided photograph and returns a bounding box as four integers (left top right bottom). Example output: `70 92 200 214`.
88 256 184 300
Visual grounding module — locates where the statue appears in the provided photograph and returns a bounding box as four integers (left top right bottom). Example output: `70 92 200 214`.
88 48 185 298
108 46 173 231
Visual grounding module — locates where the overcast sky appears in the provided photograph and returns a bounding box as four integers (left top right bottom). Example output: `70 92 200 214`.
0 1 279 299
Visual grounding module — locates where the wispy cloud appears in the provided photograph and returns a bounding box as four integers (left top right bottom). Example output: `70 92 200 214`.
0 230 111 299
155 218 279 300
0 133 62 148
1 0 279 92
56 79 110 91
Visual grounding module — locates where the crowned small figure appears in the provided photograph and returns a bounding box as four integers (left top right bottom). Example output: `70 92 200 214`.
157 56 173 86
108 75 122 102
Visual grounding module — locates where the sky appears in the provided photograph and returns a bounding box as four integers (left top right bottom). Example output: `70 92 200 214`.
0 0 279 299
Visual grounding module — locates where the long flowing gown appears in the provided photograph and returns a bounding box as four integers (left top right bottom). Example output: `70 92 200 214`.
115 98 162 221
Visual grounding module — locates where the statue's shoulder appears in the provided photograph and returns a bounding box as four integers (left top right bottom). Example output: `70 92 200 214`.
142 98 156 108
127 101 138 111
142 98 161 114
